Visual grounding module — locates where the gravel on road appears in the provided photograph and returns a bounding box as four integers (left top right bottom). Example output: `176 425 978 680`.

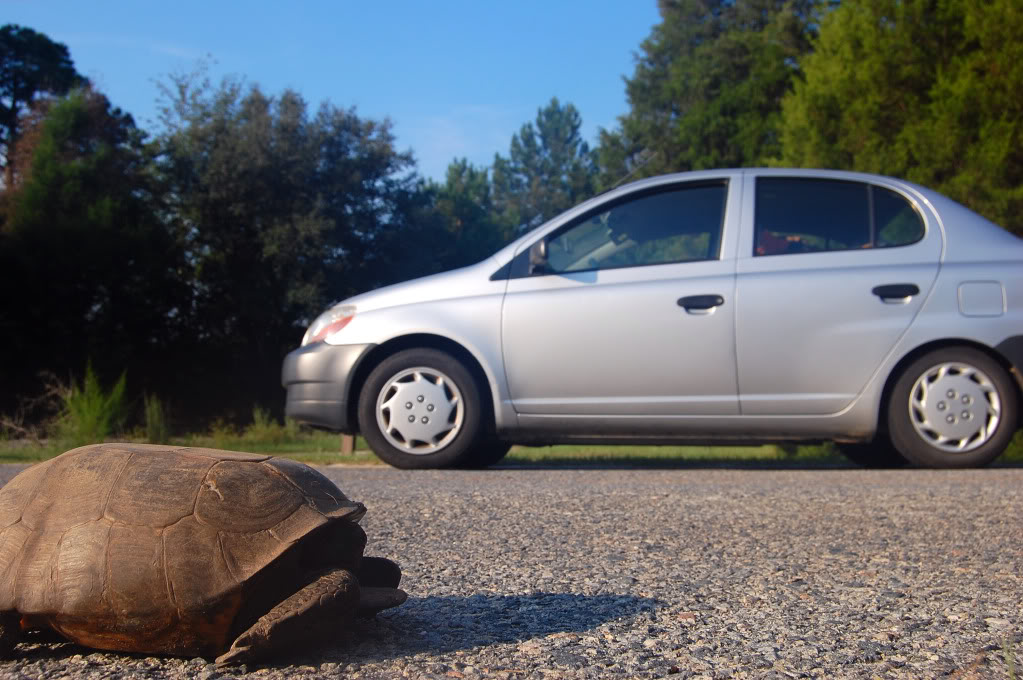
0 464 1020 679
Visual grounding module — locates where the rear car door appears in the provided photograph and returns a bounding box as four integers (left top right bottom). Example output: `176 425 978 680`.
501 176 741 417
735 173 942 415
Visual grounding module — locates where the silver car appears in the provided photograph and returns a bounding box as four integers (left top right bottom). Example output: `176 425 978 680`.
282 169 1023 469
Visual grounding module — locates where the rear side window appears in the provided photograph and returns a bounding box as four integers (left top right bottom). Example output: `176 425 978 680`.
755 178 924 256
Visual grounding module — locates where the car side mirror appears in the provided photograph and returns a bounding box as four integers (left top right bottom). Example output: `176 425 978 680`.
528 239 549 275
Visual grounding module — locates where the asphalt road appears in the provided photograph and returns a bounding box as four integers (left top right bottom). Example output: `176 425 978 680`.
0 463 1020 679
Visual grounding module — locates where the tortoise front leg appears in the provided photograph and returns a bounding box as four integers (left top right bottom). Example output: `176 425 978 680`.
216 569 359 666
357 556 401 589
356 556 407 617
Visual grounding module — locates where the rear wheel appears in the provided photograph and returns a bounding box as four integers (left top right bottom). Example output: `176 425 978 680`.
358 348 485 469
887 347 1018 468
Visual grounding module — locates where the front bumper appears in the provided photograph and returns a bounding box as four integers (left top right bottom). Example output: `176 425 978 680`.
281 342 375 431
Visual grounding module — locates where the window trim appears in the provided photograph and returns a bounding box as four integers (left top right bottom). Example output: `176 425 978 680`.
753 178 925 257
510 179 730 278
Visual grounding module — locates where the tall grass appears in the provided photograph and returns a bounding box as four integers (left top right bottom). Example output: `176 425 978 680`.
205 407 303 448
177 407 345 457
52 364 127 448
243 406 297 445
143 393 170 443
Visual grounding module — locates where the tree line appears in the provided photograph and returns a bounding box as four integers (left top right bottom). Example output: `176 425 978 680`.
1 0 1020 431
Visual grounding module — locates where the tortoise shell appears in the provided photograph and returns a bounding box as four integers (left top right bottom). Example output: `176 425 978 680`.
0 443 368 658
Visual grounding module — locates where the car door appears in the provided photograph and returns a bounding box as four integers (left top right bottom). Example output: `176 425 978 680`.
735 173 942 415
501 177 741 417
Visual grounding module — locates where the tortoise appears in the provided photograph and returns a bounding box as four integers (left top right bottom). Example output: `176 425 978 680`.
0 443 406 665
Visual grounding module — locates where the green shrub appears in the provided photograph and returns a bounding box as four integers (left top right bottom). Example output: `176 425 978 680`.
243 407 288 445
143 393 170 443
53 364 127 448
208 418 238 449
1000 429 1023 462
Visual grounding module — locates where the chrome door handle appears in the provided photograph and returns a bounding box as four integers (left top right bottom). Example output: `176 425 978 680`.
872 284 919 303
678 294 725 311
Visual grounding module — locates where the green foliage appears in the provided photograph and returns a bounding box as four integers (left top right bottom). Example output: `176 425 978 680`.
600 0 823 186
0 442 64 464
0 23 84 183
1003 429 1023 463
911 0 1023 233
779 0 1023 234
143 393 170 444
207 418 239 450
1 87 186 412
431 158 507 263
156 72 420 358
182 409 338 454
53 364 127 448
491 97 597 236
382 158 509 281
780 0 959 172
419 100 599 267
242 406 299 445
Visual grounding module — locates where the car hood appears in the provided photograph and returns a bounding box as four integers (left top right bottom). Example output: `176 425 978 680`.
339 257 505 313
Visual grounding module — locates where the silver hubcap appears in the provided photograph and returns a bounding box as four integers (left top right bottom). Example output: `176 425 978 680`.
376 366 463 454
908 361 1001 453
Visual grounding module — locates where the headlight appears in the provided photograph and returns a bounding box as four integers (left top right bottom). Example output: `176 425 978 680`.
302 304 356 346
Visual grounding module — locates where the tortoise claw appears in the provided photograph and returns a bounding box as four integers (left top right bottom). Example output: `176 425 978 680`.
356 587 407 617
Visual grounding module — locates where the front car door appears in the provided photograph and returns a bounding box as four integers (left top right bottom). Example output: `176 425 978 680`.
735 171 942 415
501 174 742 426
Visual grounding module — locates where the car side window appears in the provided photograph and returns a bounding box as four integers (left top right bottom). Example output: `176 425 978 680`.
874 186 926 247
544 183 727 273
754 178 924 256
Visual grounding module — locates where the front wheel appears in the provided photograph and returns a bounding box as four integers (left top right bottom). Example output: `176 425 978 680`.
887 347 1018 468
357 348 486 469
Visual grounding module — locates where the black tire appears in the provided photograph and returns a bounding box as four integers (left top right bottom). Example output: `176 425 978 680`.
887 347 1018 468
357 348 485 469
460 440 512 469
836 441 909 469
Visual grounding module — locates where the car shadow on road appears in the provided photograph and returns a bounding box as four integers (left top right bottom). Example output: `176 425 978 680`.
490 458 1023 471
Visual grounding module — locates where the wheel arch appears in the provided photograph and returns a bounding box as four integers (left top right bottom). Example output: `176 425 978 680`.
877 338 1023 436
345 334 499 437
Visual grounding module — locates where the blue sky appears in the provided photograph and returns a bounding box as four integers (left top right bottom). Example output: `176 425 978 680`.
5 1 662 181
